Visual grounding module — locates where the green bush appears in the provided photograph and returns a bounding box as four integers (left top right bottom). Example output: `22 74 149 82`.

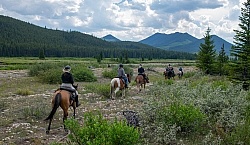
28 63 58 76
39 68 61 84
211 80 229 91
183 71 196 78
29 63 97 84
102 69 117 79
102 65 133 79
73 66 97 82
65 112 141 145
84 83 110 98
165 103 206 132
157 79 174 85
16 88 34 96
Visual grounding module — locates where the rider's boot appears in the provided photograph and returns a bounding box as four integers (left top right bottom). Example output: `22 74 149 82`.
125 83 128 88
75 95 81 107
145 76 149 83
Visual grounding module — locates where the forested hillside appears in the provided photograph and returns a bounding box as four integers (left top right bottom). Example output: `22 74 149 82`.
0 15 195 59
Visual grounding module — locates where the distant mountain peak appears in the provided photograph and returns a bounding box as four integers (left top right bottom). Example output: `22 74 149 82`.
139 32 232 54
102 34 121 42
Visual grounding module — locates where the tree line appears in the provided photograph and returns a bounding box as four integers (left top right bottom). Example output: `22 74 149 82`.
0 15 195 60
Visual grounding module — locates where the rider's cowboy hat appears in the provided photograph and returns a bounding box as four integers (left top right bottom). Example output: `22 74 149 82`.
63 65 71 72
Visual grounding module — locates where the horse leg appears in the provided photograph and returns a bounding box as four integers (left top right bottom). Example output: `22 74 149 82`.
110 85 114 99
137 82 141 92
113 87 119 99
63 110 68 132
44 93 61 134
46 119 52 134
73 107 76 119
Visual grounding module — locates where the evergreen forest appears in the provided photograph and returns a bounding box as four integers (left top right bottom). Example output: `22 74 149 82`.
0 15 195 60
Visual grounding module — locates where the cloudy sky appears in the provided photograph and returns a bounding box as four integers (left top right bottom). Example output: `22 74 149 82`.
0 0 247 43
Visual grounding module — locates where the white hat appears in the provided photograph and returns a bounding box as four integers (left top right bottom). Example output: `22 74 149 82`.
63 65 71 72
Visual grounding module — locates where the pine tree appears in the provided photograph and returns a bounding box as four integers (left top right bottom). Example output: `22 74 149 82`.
217 43 228 75
39 48 45 59
231 0 250 89
196 27 216 74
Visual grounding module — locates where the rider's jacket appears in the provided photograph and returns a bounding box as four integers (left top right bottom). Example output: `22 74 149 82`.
138 67 145 74
61 72 74 84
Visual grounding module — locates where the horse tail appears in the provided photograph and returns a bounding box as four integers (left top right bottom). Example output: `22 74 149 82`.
44 93 61 121
134 75 138 82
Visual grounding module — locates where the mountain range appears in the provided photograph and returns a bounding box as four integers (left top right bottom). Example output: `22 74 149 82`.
102 32 233 54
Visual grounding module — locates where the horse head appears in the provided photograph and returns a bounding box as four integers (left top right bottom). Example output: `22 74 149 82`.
73 84 78 90
126 73 132 83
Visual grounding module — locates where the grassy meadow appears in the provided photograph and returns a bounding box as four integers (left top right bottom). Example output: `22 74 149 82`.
0 57 249 145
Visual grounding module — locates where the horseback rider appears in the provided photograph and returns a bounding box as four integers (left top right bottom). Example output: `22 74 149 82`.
138 64 149 83
179 67 182 72
117 64 129 88
179 67 183 73
60 65 81 107
167 64 174 74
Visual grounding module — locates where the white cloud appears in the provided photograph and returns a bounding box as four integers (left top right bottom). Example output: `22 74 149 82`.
0 0 245 43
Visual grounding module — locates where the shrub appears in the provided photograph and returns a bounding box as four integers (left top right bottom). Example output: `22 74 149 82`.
157 79 174 85
165 103 207 132
183 71 196 78
29 63 97 84
211 79 229 91
28 63 58 76
102 69 117 79
65 112 141 145
38 68 61 84
73 66 97 82
22 105 50 120
223 106 250 144
84 83 110 98
16 88 34 96
102 65 133 79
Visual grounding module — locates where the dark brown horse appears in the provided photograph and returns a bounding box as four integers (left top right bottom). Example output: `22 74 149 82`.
44 85 78 134
110 74 131 99
135 74 149 92
164 69 175 79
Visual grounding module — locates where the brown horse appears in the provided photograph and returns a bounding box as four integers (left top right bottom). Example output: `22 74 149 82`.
110 74 131 99
44 85 78 134
135 74 149 92
164 69 175 80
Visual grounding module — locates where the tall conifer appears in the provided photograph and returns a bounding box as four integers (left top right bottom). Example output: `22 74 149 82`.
231 0 250 88
196 27 216 74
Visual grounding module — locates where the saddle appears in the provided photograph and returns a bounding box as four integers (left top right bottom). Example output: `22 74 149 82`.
115 77 125 84
59 86 76 101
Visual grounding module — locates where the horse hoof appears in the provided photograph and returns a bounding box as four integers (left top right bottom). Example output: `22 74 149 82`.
46 130 50 134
